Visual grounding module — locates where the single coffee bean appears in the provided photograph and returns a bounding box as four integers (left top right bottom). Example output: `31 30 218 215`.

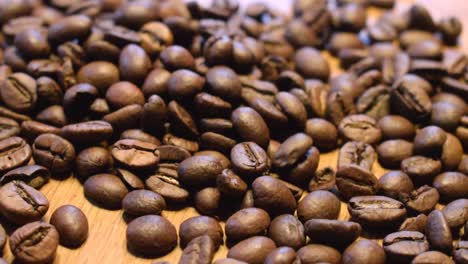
383 231 430 263
113 168 144 191
442 199 468 229
217 169 247 198
265 247 300 264
61 120 113 144
400 214 428 233
356 84 391 120
206 66 242 102
75 147 112 178
304 219 361 247
441 134 464 171
391 74 432 121
336 164 377 199
36 105 67 127
194 187 221 215
252 176 297 216
227 236 276 264
432 102 464 132
231 107 270 148
111 139 160 171
406 185 440 214
0 72 37 113
225 207 270 242
453 241 468 264
48 15 92 44
168 69 205 103
146 164 190 204
0 165 50 189
377 139 414 168
160 45 195 71
77 61 120 94
411 251 454 264
433 172 468 200
305 118 337 151
122 190 166 217
378 170 414 200
0 117 20 140
195 93 232 119
83 173 128 209
120 129 160 145
338 114 382 145
63 83 98 118
342 239 386 264
230 142 269 178
168 101 199 138
348 195 406 227
21 120 61 142
119 44 151 84
14 27 50 59
126 215 177 256
213 259 247 264
105 81 145 110
401 156 442 184
275 92 308 129
297 191 341 222
156 145 191 163
338 141 376 170
414 126 447 157
179 216 224 249
309 166 336 192
408 4 436 31
297 244 342 264
0 137 32 173
426 210 453 252
438 17 463 45
32 133 75 174
273 133 313 168
50 205 88 248
378 115 416 140
0 180 49 224
178 154 225 188
326 91 357 126
268 214 305 250
10 221 59 264
178 235 215 264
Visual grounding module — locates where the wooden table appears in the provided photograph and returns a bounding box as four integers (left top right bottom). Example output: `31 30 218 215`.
3 0 468 263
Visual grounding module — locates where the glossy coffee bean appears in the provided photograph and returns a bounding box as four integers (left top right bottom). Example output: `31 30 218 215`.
268 214 305 250
83 174 128 209
377 170 414 200
119 44 151 84
227 236 276 264
105 81 145 109
194 187 221 215
433 172 468 200
426 210 453 252
348 196 406 227
305 118 337 151
414 126 447 157
265 247 300 264
225 207 270 242
0 72 37 113
32 133 75 174
383 231 430 263
338 114 382 145
338 141 376 170
217 169 247 198
378 115 416 140
411 251 454 264
122 190 166 217
442 199 468 229
50 205 88 248
297 191 341 222
61 120 113 144
179 216 223 248
77 61 120 94
305 219 361 247
178 154 225 188
399 214 428 233
377 140 414 168
178 235 216 264
342 239 386 264
297 244 342 264
0 164 49 189
231 107 270 148
406 185 440 214
0 136 32 173
111 139 159 171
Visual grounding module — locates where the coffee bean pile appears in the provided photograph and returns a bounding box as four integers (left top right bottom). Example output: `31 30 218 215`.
0 0 466 263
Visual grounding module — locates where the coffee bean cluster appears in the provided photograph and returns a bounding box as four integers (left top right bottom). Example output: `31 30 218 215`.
0 0 466 263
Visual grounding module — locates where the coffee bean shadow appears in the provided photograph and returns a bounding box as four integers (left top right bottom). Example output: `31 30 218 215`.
164 202 191 212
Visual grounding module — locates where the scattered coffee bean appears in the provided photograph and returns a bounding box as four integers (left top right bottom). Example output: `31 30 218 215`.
50 205 88 248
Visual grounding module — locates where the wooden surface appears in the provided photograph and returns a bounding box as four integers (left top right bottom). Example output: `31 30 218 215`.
2 0 468 263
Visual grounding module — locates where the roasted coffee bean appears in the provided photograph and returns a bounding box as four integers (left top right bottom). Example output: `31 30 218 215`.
0 137 32 173
179 216 224 249
63 83 98 117
32 133 75 174
378 115 416 140
36 105 67 127
225 207 270 242
0 72 37 113
0 165 50 189
342 239 386 264
377 139 414 168
0 180 49 224
305 118 337 151
231 107 270 148
410 60 448 83
227 236 276 264
433 172 468 200
442 199 468 229
113 168 144 191
83 173 128 209
178 235 215 264
401 156 442 184
75 147 112 178
338 114 382 145
217 169 247 198
391 74 432 121
432 102 464 132
309 167 336 191
336 164 378 199
297 244 342 264
356 85 391 120
61 120 113 144
273 133 313 168
0 117 20 140
10 221 59 264
426 210 453 252
48 15 91 44
156 145 191 163
21 120 61 141
77 61 120 94
265 247 300 264
400 214 428 233
453 241 468 264
213 259 247 264
50 205 88 248
122 190 166 217
439 17 463 45
275 92 307 129
411 251 454 264
338 141 376 170
126 215 177 256
326 91 357 125
230 142 269 178
407 40 443 60
111 139 159 171
408 4 436 31
406 185 440 214
377 170 414 200
178 154 225 188
252 176 297 216
305 219 361 247
414 126 447 157
194 187 221 215
383 231 430 263
348 196 406 227
268 214 305 250
146 168 190 204
441 135 464 167
382 52 411 85
106 82 145 110
121 129 160 145
119 44 151 84
368 19 398 42
297 191 341 222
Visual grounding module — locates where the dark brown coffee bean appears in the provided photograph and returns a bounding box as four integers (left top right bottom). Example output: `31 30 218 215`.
268 214 305 250
156 145 191 163
338 114 382 145
438 17 463 45
63 83 98 118
432 102 464 132
442 199 468 229
407 40 443 60
297 244 342 264
406 185 440 214
309 167 336 192
0 180 48 224
411 251 454 264
225 207 270 242
61 120 113 144
194 187 221 215
178 235 215 264
336 164 378 199
10 221 59 264
121 129 160 145
231 107 270 148
275 91 307 129
179 216 224 249
401 156 442 184
75 147 112 179
126 215 177 257
21 120 61 142
433 172 468 200
106 81 145 110
14 27 50 59
377 139 414 168
111 139 159 171
217 169 247 198
122 190 166 217
113 168 144 191
167 70 204 103
408 4 436 31
273 133 313 168
146 167 190 204
227 236 276 264
338 141 376 170
305 219 361 247
32 133 75 174
453 241 468 264
178 154 225 188
252 176 297 216
0 117 20 140
383 231 430 263
414 126 447 157
230 142 269 178
35 105 67 127
0 136 32 173
342 239 386 264
77 61 120 94
245 97 288 129
0 72 37 113
83 173 128 209
48 15 91 44
391 74 432 121
348 195 406 227
400 214 428 233
326 91 357 125
297 191 341 222
378 115 416 140
119 44 151 85
329 32 364 56
265 247 300 264
305 118 337 151
50 205 88 248
426 210 453 252
377 170 414 200
0 165 50 189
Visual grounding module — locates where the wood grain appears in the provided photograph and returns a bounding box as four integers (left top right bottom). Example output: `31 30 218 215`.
2 0 467 263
